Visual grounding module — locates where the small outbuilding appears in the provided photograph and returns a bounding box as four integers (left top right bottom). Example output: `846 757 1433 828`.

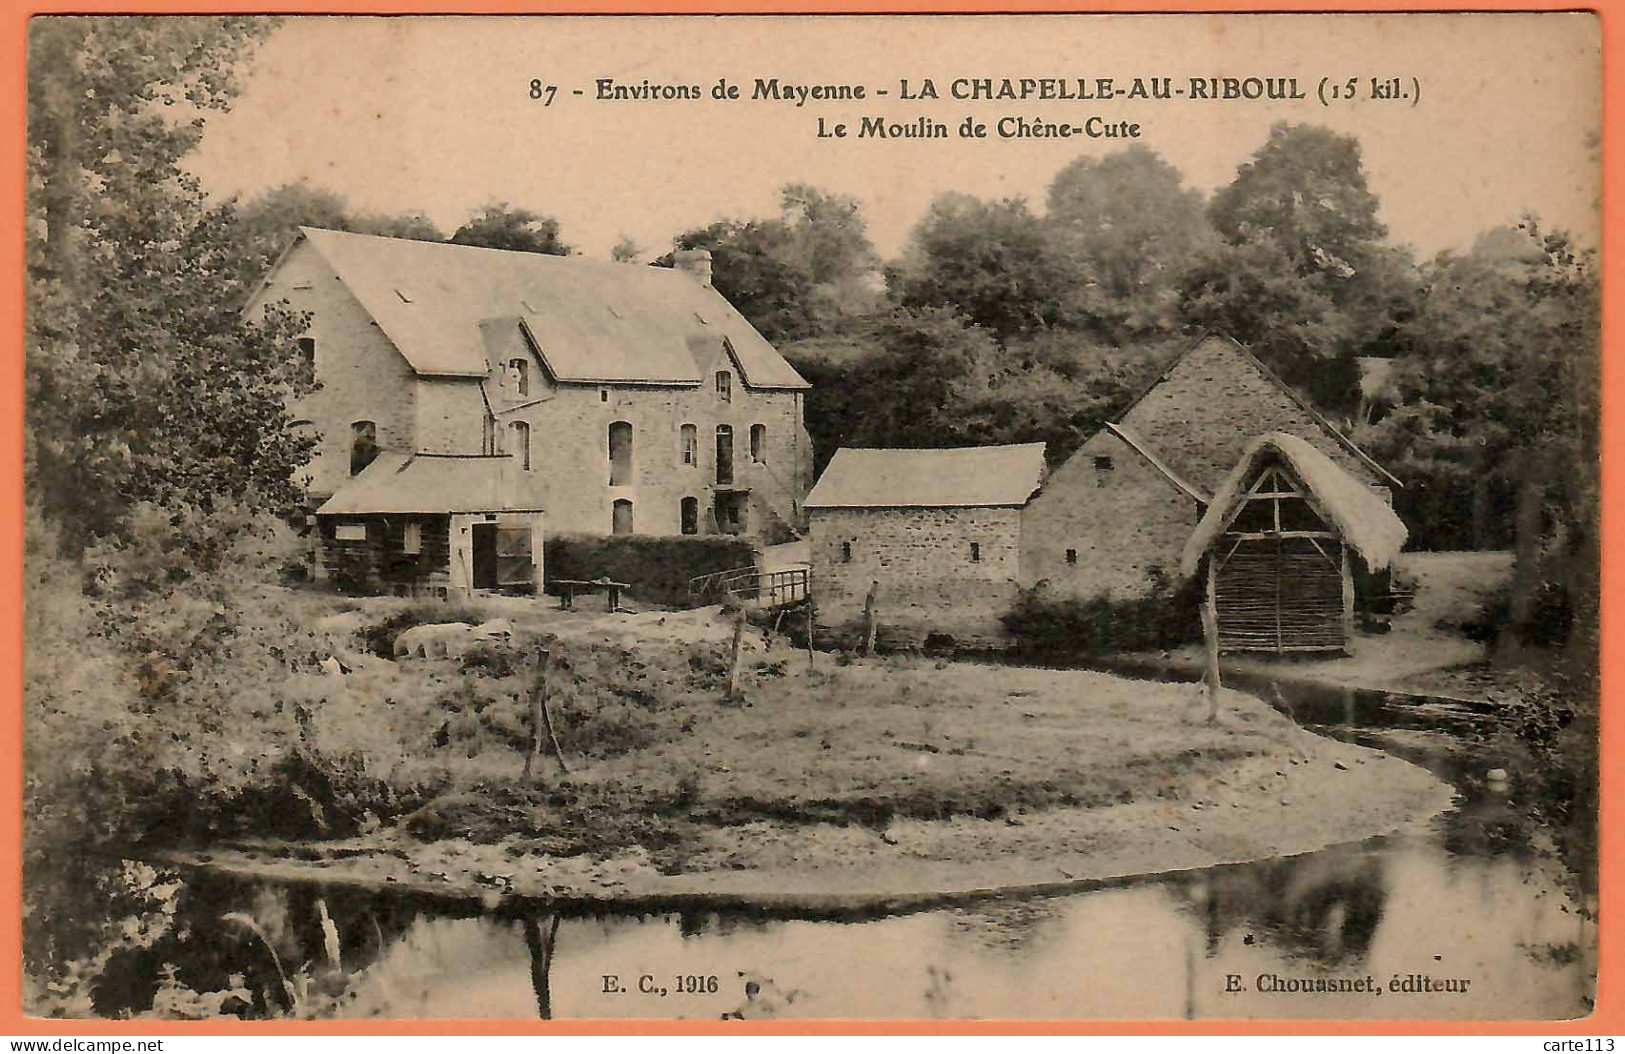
805 443 1048 649
316 452 547 595
1180 433 1408 654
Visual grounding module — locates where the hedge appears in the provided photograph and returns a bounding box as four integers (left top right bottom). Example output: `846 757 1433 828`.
543 533 759 608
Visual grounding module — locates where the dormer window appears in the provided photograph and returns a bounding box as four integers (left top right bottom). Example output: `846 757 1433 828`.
715 370 732 403
508 358 529 396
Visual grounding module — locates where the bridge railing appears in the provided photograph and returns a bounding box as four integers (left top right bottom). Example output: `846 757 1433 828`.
688 566 810 609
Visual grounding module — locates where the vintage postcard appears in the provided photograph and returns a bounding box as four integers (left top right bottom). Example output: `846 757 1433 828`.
17 11 1603 1025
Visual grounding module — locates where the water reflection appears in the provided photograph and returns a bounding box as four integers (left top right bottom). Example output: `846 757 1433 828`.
68 705 1592 1022
101 816 1582 1022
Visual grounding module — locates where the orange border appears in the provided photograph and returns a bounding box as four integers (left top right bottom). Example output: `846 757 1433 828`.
1 0 1616 1038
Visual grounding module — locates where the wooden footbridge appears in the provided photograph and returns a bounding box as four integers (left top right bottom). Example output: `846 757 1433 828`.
687 565 811 611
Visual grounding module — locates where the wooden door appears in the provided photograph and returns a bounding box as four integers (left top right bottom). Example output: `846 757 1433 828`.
471 522 499 589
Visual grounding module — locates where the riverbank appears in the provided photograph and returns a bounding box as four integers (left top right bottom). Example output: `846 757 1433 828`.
154 647 1455 910
1121 551 1515 703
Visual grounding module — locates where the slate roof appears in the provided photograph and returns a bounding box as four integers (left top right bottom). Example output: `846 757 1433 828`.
286 227 809 388
1118 331 1402 491
1105 422 1209 504
1180 433 1408 576
316 453 547 515
804 444 1048 509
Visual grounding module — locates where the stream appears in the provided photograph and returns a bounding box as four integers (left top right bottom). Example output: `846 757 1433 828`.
54 678 1595 1022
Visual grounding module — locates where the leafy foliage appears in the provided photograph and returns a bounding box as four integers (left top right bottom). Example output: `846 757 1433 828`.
886 194 1070 343
1046 145 1213 342
1001 570 1203 656
450 201 572 255
1180 123 1417 412
665 183 882 343
26 16 316 550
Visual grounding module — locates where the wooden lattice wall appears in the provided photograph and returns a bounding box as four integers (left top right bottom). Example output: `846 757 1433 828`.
1203 458 1354 654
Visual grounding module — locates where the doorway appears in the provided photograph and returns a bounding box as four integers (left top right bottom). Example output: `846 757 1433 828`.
471 522 499 589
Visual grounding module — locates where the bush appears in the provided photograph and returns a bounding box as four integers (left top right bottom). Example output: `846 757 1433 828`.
1001 569 1202 656
543 533 757 608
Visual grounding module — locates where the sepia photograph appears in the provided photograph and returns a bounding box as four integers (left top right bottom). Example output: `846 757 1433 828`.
17 11 1604 1024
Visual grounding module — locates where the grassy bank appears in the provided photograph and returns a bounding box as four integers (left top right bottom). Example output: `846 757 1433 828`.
116 589 1452 904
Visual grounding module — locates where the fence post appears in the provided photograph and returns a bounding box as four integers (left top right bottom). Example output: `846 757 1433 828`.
1202 560 1221 724
862 580 880 656
524 647 570 780
727 603 747 703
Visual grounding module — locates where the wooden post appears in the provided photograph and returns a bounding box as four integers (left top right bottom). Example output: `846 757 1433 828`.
524 648 569 780
806 597 816 672
862 580 880 656
1340 542 1356 651
1202 560 1221 724
727 603 747 703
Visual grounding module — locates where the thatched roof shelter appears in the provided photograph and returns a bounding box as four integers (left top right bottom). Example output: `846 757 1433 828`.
1181 433 1408 578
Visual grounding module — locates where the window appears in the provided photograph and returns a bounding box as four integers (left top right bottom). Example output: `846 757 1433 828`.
600 388 609 403
508 421 531 470
608 421 633 485
296 337 316 370
680 497 699 535
680 424 698 466
715 425 734 485
508 358 530 396
403 522 423 555
841 542 852 563
612 499 634 535
715 370 732 403
335 523 366 542
750 423 766 461
1065 548 1078 565
1093 456 1114 472
350 421 378 476
970 542 981 563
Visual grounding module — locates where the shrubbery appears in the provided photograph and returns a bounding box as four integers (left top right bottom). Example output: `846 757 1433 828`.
543 532 757 608
1000 569 1203 656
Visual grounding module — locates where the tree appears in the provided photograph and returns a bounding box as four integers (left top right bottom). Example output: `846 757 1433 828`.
450 202 572 255
665 184 882 343
27 17 274 294
25 16 316 549
1045 146 1213 342
229 182 445 285
610 236 644 263
1180 123 1417 412
1357 217 1599 662
887 194 1069 343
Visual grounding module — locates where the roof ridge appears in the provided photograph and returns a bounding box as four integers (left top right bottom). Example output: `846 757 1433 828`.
1112 330 1402 491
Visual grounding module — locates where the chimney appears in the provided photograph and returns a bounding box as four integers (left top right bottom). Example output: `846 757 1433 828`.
674 248 713 289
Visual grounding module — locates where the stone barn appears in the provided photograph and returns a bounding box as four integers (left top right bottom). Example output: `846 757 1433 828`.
1020 332 1402 603
805 444 1047 649
1181 433 1409 654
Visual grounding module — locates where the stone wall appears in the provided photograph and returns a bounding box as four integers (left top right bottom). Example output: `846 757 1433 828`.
1120 334 1384 494
1020 333 1393 605
415 378 487 454
501 338 809 540
810 505 1023 648
1020 429 1202 601
247 241 417 500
